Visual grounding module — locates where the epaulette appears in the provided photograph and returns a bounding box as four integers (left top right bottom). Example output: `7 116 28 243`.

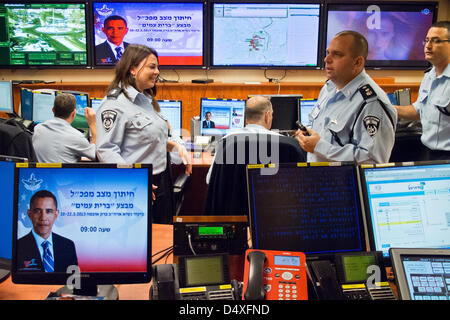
106 88 123 100
358 84 377 101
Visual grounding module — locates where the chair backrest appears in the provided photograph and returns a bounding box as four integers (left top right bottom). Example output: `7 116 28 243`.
204 133 306 216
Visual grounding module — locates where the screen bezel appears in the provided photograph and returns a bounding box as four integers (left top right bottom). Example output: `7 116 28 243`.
90 0 208 69
11 162 152 285
0 0 91 69
324 0 438 70
358 160 450 266
247 162 367 262
390 248 450 300
209 0 324 70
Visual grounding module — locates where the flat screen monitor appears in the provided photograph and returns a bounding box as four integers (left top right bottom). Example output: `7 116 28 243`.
0 2 88 68
249 94 301 131
200 98 246 136
55 90 90 129
359 161 450 261
158 100 182 137
0 81 14 113
20 89 55 123
211 1 322 68
90 97 103 113
325 2 437 69
390 248 450 300
92 1 205 67
11 163 152 296
247 163 366 261
299 98 317 127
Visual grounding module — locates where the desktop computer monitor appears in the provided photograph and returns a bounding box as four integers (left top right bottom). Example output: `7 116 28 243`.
158 100 182 138
249 94 302 131
11 163 152 298
55 90 90 129
247 163 366 261
299 99 317 127
359 161 450 261
200 98 246 136
0 81 14 114
20 88 55 123
90 97 103 113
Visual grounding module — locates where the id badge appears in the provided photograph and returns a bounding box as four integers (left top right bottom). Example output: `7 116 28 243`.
311 104 321 119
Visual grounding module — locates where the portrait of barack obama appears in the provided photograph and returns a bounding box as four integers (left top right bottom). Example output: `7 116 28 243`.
16 190 78 273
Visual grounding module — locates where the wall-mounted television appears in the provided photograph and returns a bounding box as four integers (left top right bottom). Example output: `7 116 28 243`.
0 1 89 68
325 1 438 69
210 1 322 69
92 0 206 68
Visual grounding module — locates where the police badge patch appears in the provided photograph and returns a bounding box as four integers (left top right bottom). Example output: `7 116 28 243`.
363 116 380 137
101 110 118 132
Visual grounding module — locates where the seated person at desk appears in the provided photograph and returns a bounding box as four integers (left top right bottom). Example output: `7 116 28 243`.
394 21 450 160
32 93 97 163
206 95 281 184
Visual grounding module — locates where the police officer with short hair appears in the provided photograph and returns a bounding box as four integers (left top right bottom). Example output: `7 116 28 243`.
394 21 450 160
95 44 191 224
296 30 397 164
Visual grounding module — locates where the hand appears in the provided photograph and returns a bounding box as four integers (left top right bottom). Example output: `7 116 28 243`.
152 184 157 202
84 107 96 126
295 127 320 153
177 143 192 176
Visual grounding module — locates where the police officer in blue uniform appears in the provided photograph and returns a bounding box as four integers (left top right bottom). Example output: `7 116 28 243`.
296 31 397 164
96 44 191 224
395 21 450 160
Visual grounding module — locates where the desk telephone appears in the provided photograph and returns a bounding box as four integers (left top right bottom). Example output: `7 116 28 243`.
307 251 396 300
242 249 308 300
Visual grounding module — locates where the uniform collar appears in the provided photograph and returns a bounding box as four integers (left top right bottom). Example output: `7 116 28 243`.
430 63 450 79
326 69 367 99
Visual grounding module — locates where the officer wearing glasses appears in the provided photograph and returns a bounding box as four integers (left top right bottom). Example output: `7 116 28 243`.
394 21 450 160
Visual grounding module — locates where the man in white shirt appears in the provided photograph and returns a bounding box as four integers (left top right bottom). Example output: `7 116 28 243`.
95 15 129 65
206 95 281 184
32 93 97 163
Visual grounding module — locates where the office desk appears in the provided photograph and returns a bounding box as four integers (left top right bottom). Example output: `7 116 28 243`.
0 224 173 300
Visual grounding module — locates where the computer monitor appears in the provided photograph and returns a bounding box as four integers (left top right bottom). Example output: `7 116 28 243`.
0 156 27 283
158 100 182 137
359 161 450 261
92 1 205 67
210 1 322 68
0 81 14 114
249 94 301 131
20 89 56 123
90 97 103 113
12 163 152 298
390 248 450 300
325 2 437 69
55 90 90 129
247 163 366 261
299 98 317 127
0 2 88 68
200 98 246 136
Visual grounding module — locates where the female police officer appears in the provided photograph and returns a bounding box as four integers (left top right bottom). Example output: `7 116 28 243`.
95 44 191 224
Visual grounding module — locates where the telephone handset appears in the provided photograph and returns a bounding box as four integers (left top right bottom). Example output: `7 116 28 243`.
307 260 344 300
242 249 308 300
150 264 180 300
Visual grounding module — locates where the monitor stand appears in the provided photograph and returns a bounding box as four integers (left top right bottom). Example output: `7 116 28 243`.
0 268 10 284
55 280 119 300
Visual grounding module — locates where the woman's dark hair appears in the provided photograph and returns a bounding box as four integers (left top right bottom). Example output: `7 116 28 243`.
108 44 160 112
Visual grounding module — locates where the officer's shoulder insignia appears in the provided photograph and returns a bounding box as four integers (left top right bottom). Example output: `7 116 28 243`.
101 110 118 132
358 84 377 100
107 88 122 100
363 115 380 137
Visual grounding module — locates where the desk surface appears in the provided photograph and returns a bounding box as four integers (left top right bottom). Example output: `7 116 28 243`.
0 224 173 300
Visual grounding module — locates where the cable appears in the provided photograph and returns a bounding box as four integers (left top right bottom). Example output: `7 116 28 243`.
187 233 197 256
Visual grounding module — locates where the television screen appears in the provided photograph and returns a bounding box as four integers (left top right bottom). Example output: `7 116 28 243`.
211 2 321 68
12 163 152 288
55 90 90 129
326 2 437 69
0 2 88 68
0 81 13 113
92 1 205 67
200 98 246 136
300 98 317 127
247 163 366 261
359 161 450 260
158 100 182 137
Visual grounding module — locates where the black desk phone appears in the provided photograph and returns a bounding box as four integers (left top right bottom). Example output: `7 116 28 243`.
307 251 396 300
150 253 239 300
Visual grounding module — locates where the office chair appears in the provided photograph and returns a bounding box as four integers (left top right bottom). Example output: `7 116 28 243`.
204 133 306 216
